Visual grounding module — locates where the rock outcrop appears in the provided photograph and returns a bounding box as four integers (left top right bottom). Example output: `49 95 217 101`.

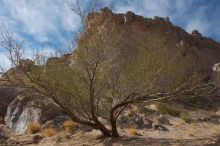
0 85 24 117
210 63 220 88
4 94 66 134
74 8 220 74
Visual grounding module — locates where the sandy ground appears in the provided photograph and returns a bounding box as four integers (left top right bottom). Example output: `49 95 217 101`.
3 119 220 146
2 107 220 146
138 117 220 139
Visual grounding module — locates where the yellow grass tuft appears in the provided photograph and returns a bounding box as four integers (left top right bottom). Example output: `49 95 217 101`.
188 132 194 137
41 128 56 137
0 116 4 124
179 118 186 125
27 122 41 134
63 120 77 133
186 128 194 137
128 127 138 136
180 116 191 124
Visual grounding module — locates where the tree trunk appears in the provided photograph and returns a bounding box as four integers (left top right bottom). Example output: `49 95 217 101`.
98 125 112 137
92 115 112 137
111 120 119 137
110 110 119 137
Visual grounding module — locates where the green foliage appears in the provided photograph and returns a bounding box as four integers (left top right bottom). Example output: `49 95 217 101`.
157 102 180 117
180 115 192 123
139 104 155 115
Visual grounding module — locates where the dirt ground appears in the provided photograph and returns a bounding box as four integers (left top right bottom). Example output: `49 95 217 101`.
2 120 220 146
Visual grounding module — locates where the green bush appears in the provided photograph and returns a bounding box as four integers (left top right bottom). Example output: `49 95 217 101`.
180 115 192 123
157 103 180 117
167 108 180 117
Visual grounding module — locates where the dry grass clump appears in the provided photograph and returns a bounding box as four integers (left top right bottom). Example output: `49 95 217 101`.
180 115 192 124
63 120 77 133
41 128 56 137
27 122 41 134
0 116 4 124
128 127 138 136
186 128 194 137
188 132 194 137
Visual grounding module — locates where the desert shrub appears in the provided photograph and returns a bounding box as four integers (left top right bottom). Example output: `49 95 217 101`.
157 103 180 117
187 129 194 137
179 118 186 125
180 115 192 123
128 127 138 136
188 132 194 137
63 120 77 133
157 103 167 114
167 108 180 117
41 128 56 137
27 122 41 134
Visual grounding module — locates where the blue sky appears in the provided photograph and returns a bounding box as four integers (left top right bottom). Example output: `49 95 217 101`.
0 0 220 68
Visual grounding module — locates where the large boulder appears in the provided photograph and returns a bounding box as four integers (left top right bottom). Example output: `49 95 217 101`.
4 94 66 134
0 85 24 117
156 116 171 125
118 114 153 129
0 124 12 143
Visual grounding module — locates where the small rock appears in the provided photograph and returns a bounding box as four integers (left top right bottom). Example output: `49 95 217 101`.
32 135 43 143
77 124 93 132
191 30 202 37
134 115 145 127
0 129 8 141
152 123 168 131
157 116 171 125
143 118 153 129
146 104 158 111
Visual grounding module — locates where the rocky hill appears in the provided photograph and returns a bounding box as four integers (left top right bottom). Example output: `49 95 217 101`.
71 7 220 74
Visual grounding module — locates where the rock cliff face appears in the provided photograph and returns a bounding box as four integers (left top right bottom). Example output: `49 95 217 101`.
73 8 220 73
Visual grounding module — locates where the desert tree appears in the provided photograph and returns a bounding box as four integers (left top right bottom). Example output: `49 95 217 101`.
0 23 215 137
0 1 216 137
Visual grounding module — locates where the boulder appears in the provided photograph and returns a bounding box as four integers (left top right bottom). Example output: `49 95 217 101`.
0 124 12 143
0 129 6 141
4 94 66 134
152 123 168 131
157 116 171 125
152 116 170 131
0 85 24 117
41 115 70 130
118 114 152 129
